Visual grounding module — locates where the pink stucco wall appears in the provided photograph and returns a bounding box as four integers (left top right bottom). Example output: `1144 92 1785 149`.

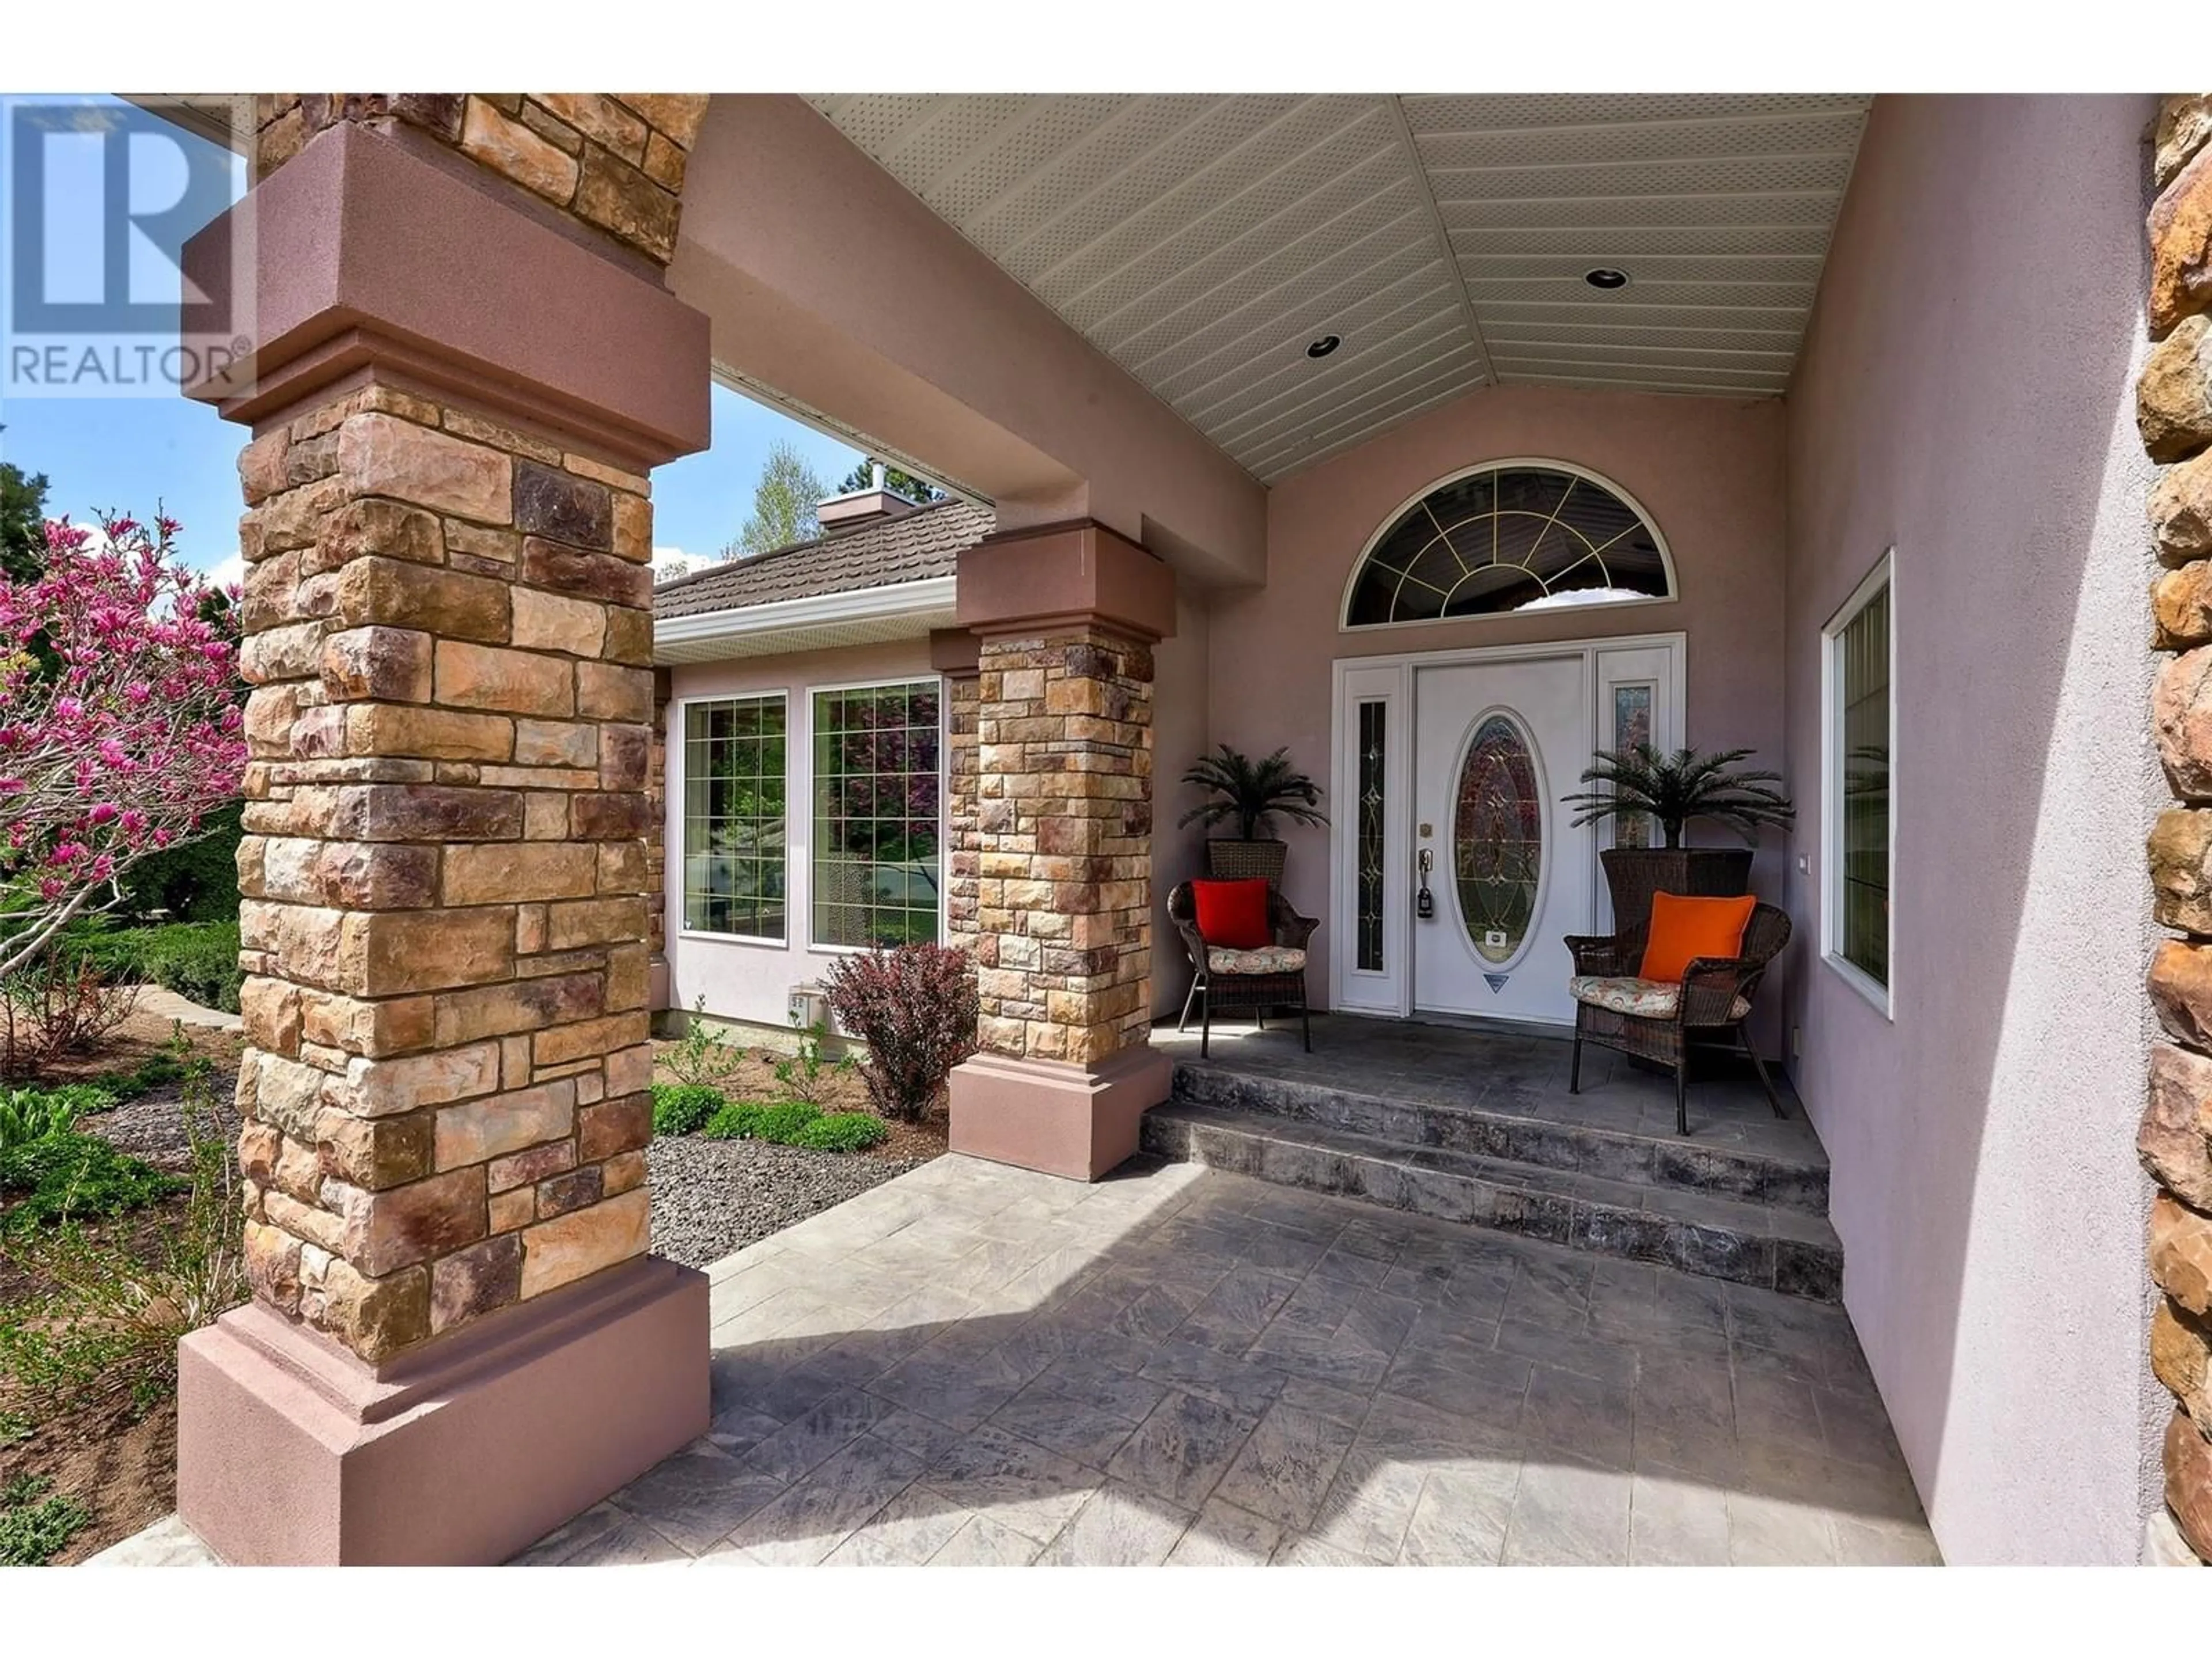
1152 592 1213 1018
1782 94 2161 1565
1209 385 1789 999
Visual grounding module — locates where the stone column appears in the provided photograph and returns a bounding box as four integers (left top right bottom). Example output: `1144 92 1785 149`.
2141 93 2212 1568
174 106 713 1565
945 521 1176 1180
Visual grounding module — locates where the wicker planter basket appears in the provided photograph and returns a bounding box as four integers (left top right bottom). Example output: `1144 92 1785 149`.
1600 846 1755 936
1204 838 1289 885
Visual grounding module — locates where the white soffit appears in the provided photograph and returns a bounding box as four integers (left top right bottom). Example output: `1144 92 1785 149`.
806 94 1870 483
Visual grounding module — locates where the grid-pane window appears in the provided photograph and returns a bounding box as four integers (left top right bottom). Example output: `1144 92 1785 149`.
813 681 941 949
1833 574 1891 988
683 696 787 939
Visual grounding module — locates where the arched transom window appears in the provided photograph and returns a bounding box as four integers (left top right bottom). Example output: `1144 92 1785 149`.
1342 461 1675 628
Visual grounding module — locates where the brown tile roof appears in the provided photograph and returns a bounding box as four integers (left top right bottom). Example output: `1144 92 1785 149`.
652 497 994 619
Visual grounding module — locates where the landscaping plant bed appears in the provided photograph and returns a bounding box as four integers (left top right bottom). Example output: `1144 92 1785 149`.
645 1032 948 1269
1 1023 245 1565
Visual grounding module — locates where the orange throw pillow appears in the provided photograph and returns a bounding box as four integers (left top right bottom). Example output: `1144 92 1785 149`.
1192 878 1272 949
1639 892 1757 983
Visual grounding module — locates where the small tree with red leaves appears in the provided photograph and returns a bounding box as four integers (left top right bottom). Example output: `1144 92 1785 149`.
0 514 246 979
821 944 978 1123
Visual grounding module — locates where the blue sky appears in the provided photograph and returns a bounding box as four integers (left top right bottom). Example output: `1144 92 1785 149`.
0 382 864 586
0 95 862 585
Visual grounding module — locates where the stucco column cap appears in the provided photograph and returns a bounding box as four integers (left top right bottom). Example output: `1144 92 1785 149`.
181 122 710 468
956 518 1176 644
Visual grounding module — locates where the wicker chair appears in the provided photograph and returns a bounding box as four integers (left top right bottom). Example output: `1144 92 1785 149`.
1564 901 1791 1137
1169 880 1319 1058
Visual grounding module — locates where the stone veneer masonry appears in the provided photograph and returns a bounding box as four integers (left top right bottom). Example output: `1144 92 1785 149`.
967 631 1157 1065
232 383 664 1360
252 95 702 264
2141 92 2212 1564
225 93 710 1366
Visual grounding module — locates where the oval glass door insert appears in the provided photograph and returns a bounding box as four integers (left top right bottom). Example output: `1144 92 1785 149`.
1453 713 1543 965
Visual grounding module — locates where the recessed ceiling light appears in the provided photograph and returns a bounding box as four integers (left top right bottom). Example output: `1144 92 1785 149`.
1306 334 1342 359
1584 268 1630 291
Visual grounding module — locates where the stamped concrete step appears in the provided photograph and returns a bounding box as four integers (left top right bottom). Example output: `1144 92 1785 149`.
1141 1100 1843 1302
1169 1056 1829 1216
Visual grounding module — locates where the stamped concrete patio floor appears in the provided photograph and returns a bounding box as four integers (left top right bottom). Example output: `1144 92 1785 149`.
517 1151 1937 1567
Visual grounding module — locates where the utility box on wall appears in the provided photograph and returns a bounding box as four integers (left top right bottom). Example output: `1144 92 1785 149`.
787 984 830 1032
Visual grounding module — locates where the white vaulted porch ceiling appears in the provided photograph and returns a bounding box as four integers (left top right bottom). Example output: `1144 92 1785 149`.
806 94 1872 483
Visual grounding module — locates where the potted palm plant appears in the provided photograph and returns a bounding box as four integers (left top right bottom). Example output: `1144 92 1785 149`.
1561 743 1795 933
1179 744 1327 885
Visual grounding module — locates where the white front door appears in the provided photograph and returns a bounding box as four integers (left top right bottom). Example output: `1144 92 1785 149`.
1411 656 1595 1024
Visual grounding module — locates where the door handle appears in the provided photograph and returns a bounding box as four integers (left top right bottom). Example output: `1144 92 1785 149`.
1416 847 1435 920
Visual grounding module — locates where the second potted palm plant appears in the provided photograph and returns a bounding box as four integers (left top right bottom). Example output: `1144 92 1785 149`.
1561 743 1795 934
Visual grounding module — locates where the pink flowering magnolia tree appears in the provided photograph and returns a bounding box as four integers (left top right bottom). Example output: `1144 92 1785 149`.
0 513 247 978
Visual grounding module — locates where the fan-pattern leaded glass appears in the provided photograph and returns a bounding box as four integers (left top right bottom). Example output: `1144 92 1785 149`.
1346 464 1671 626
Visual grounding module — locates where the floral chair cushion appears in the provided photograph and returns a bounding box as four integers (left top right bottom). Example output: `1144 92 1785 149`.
1568 975 1752 1023
1207 945 1309 976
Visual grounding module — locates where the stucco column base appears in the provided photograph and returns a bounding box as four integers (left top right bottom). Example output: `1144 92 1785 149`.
948 1045 1173 1181
177 1255 707 1565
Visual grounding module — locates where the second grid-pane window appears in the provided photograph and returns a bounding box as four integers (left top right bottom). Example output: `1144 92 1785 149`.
812 681 942 948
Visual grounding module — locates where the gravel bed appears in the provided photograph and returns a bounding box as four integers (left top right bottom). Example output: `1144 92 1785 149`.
77 1085 242 1171
66 1071 927 1272
649 1135 930 1269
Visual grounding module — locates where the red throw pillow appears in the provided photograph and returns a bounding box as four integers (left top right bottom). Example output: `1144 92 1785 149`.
1639 892 1757 983
1192 878 1272 949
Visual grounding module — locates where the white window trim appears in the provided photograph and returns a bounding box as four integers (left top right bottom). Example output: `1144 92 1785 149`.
1820 548 1896 1019
673 690 791 948
804 673 948 955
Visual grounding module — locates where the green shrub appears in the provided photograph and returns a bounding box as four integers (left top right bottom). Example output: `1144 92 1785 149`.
772 1019 854 1105
650 1083 723 1137
661 997 744 1089
702 1100 762 1141
0 1133 184 1230
750 1100 821 1143
115 802 244 925
698 1099 883 1153
703 1099 819 1144
0 1084 114 1150
74 923 243 1014
791 1112 889 1153
90 1051 185 1102
0 1476 90 1566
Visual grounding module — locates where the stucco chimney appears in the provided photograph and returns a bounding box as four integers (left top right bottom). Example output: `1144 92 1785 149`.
816 460 920 531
